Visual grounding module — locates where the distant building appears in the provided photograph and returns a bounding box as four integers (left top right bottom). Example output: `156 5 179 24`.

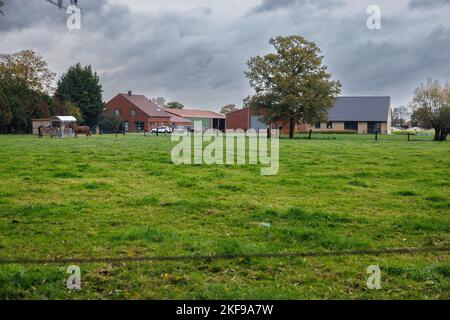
165 109 226 131
226 96 392 134
105 92 191 132
31 118 51 135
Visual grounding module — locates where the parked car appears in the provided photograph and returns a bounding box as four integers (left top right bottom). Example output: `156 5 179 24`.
151 126 173 134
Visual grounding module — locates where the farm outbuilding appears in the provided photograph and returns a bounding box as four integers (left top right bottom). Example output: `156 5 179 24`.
51 116 77 137
32 119 51 135
165 108 226 131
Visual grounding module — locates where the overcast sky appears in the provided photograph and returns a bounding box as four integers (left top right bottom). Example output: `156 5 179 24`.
1 0 449 111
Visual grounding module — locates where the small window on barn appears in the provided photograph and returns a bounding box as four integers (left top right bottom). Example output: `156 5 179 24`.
131 109 137 117
315 122 321 129
327 121 333 129
115 108 121 116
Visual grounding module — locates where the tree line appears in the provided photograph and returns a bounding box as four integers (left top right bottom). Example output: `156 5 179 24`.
0 50 103 133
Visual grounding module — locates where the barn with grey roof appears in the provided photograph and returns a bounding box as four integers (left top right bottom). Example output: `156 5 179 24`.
315 96 392 134
226 96 392 134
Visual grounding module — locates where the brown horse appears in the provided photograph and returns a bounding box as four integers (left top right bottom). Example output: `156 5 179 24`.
68 123 92 138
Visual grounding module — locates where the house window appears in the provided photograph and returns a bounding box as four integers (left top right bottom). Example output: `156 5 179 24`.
344 121 358 131
315 122 321 129
327 121 333 129
135 122 145 131
115 108 121 116
124 121 129 132
131 109 137 117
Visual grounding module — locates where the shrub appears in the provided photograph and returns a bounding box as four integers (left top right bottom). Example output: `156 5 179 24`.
309 130 358 134
98 112 121 133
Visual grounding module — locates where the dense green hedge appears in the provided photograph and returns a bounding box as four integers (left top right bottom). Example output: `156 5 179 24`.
308 130 358 134
392 130 433 136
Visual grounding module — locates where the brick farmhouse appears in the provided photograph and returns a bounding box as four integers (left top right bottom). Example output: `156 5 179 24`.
105 92 192 132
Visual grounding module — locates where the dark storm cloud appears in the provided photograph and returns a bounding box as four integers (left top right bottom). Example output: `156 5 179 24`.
250 0 342 14
0 0 108 31
0 0 449 109
409 0 450 9
332 26 450 98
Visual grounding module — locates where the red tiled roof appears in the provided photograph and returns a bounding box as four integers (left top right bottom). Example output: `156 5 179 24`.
165 108 225 119
170 114 192 124
120 94 171 118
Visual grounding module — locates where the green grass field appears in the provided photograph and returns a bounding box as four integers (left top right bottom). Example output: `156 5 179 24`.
0 134 448 300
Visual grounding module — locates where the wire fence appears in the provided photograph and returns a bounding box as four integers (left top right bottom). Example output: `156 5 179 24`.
93 129 444 142
0 247 448 266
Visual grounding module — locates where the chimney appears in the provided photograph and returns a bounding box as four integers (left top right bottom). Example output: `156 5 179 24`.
128 90 132 96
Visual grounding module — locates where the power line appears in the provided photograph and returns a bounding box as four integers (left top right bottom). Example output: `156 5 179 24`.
0 247 448 266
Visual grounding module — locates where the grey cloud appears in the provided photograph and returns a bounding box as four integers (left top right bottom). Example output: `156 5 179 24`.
250 0 342 14
0 0 449 110
0 0 108 31
409 0 450 9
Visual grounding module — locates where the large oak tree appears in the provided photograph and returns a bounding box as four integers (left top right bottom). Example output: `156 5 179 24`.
0 50 56 94
245 35 341 138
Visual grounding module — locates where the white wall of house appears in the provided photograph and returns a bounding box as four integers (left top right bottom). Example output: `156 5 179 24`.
310 121 390 134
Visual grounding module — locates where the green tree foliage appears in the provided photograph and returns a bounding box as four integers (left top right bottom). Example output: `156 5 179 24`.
98 112 122 133
0 62 51 133
220 104 238 114
53 95 84 123
0 71 14 128
409 79 450 141
245 35 341 138
166 101 184 109
0 50 56 94
56 64 103 128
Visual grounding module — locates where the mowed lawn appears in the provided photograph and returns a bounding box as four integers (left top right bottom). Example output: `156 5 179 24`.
0 133 448 300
